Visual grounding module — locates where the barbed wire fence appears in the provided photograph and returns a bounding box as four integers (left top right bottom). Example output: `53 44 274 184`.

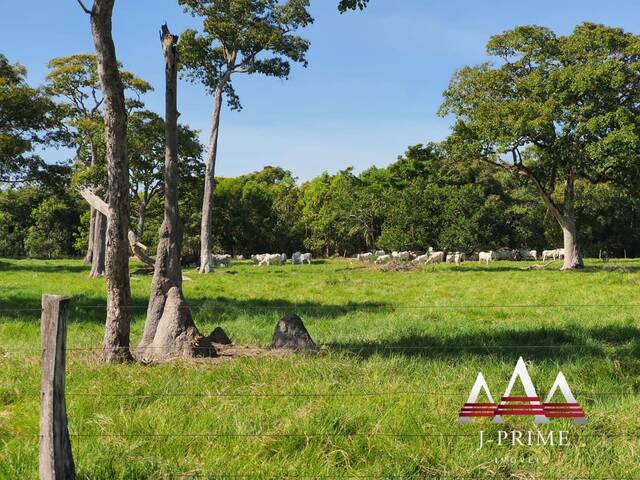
2 298 640 479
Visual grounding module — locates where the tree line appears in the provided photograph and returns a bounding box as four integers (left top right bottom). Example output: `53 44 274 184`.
3 139 640 261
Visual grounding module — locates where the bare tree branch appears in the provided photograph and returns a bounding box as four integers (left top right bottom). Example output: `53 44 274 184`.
76 0 93 15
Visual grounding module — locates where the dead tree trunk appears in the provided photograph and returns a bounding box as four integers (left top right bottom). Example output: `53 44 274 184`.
137 25 215 361
79 189 155 268
86 0 133 363
83 141 101 265
84 140 98 265
89 211 106 277
136 199 146 239
84 207 95 264
128 231 155 267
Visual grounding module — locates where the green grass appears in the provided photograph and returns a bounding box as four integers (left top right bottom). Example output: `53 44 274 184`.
1 257 640 479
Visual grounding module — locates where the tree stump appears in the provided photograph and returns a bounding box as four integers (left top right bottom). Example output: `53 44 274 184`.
271 314 316 351
138 287 216 361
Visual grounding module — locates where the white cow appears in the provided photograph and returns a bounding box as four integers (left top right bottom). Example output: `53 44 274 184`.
542 250 555 261
478 251 495 264
357 252 374 262
292 252 312 265
542 249 565 261
392 251 411 261
251 253 267 264
375 254 392 264
258 254 284 266
445 252 465 264
426 251 445 264
412 253 431 264
374 250 386 257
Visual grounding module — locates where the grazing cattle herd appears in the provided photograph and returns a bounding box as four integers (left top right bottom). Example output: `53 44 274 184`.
354 247 562 265
191 246 567 269
249 252 314 266
542 248 566 261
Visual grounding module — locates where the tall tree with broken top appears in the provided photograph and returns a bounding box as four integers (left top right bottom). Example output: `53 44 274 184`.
137 25 216 361
77 0 133 362
178 0 313 273
440 23 640 270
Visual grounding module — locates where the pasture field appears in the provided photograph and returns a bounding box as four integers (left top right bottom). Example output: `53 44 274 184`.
1 257 640 479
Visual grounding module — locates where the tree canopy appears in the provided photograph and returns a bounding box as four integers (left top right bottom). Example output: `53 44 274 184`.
178 0 313 111
337 0 369 12
46 53 152 166
0 54 59 183
440 22 640 268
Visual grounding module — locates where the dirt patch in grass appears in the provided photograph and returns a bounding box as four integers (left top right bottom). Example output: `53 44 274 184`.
378 261 418 272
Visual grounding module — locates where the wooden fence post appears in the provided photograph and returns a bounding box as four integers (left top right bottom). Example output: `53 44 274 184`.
39 295 76 480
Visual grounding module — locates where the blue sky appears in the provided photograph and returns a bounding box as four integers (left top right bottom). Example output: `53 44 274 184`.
2 0 640 180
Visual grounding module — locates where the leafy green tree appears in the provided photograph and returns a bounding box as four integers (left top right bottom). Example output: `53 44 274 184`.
0 187 43 257
24 196 80 259
438 185 509 252
573 181 640 257
0 54 58 184
178 0 313 273
350 167 388 250
128 110 203 242
46 54 151 167
299 169 367 256
441 23 640 269
377 179 443 252
211 166 302 255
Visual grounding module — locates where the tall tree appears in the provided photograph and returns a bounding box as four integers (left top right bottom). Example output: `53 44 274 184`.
46 54 150 268
137 25 216 361
440 23 640 269
0 54 58 184
77 0 133 362
178 0 313 273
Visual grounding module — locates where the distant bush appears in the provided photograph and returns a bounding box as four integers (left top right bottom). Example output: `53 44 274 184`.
24 196 78 258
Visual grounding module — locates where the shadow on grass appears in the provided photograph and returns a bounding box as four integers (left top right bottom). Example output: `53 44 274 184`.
186 296 391 321
0 294 391 323
326 324 640 362
423 263 640 274
0 260 89 274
